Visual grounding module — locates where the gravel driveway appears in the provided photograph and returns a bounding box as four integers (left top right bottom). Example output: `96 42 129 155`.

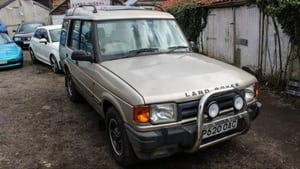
0 51 299 169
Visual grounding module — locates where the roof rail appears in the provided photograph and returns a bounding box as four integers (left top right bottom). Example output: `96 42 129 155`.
98 6 145 11
65 4 166 16
66 4 97 16
79 4 98 13
133 4 165 12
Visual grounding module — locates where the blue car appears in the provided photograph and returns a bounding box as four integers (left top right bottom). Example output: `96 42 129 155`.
0 33 23 69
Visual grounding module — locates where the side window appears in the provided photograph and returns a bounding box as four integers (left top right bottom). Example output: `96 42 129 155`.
33 29 41 39
80 21 93 56
60 20 69 46
40 29 49 42
68 20 81 50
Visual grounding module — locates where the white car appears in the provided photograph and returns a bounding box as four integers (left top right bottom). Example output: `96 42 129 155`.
29 25 62 73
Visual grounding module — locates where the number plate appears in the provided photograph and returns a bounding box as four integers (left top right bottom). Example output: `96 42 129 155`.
0 61 8 65
202 118 238 139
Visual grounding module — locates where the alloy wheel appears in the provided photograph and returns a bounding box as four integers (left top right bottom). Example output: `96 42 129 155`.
108 118 123 156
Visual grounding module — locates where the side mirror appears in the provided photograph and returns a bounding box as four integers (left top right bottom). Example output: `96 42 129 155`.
71 50 93 62
39 38 47 44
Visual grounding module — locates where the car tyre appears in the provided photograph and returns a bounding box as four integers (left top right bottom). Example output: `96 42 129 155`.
50 55 60 73
65 70 82 102
106 107 138 167
29 48 38 64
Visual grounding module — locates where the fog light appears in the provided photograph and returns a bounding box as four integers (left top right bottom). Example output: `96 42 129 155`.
208 102 219 118
234 96 244 110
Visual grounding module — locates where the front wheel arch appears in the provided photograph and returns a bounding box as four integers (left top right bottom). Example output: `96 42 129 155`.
29 48 37 63
101 93 127 123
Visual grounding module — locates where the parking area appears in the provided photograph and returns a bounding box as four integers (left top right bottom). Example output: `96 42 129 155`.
0 51 299 169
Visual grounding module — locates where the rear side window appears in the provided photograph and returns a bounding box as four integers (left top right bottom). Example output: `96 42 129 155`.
40 29 49 41
68 20 81 50
33 29 42 39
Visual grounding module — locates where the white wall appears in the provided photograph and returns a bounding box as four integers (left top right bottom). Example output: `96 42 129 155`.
0 1 22 35
199 5 292 77
0 0 50 36
200 8 234 63
51 15 65 25
235 5 260 68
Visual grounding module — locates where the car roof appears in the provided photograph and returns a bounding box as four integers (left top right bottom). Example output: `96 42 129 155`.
37 25 61 30
64 5 174 20
20 22 44 25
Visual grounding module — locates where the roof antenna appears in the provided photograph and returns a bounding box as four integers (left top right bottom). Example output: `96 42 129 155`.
124 0 138 6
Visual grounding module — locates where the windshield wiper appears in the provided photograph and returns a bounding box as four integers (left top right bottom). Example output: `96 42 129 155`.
167 46 189 53
123 48 159 58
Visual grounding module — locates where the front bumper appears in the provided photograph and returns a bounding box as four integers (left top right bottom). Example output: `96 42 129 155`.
0 58 23 70
14 40 30 48
126 101 261 160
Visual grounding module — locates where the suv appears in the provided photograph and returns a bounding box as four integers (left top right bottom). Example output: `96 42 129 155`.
60 5 261 166
13 22 44 49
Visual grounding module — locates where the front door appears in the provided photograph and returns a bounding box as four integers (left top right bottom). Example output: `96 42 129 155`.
66 20 96 105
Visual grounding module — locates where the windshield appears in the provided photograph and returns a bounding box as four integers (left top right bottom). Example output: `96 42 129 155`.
18 23 42 34
49 28 61 42
0 33 13 44
96 19 189 60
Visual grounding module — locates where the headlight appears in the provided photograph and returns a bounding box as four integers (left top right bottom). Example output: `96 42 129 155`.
234 96 244 110
245 84 255 102
150 103 177 124
207 102 219 118
14 37 21 41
